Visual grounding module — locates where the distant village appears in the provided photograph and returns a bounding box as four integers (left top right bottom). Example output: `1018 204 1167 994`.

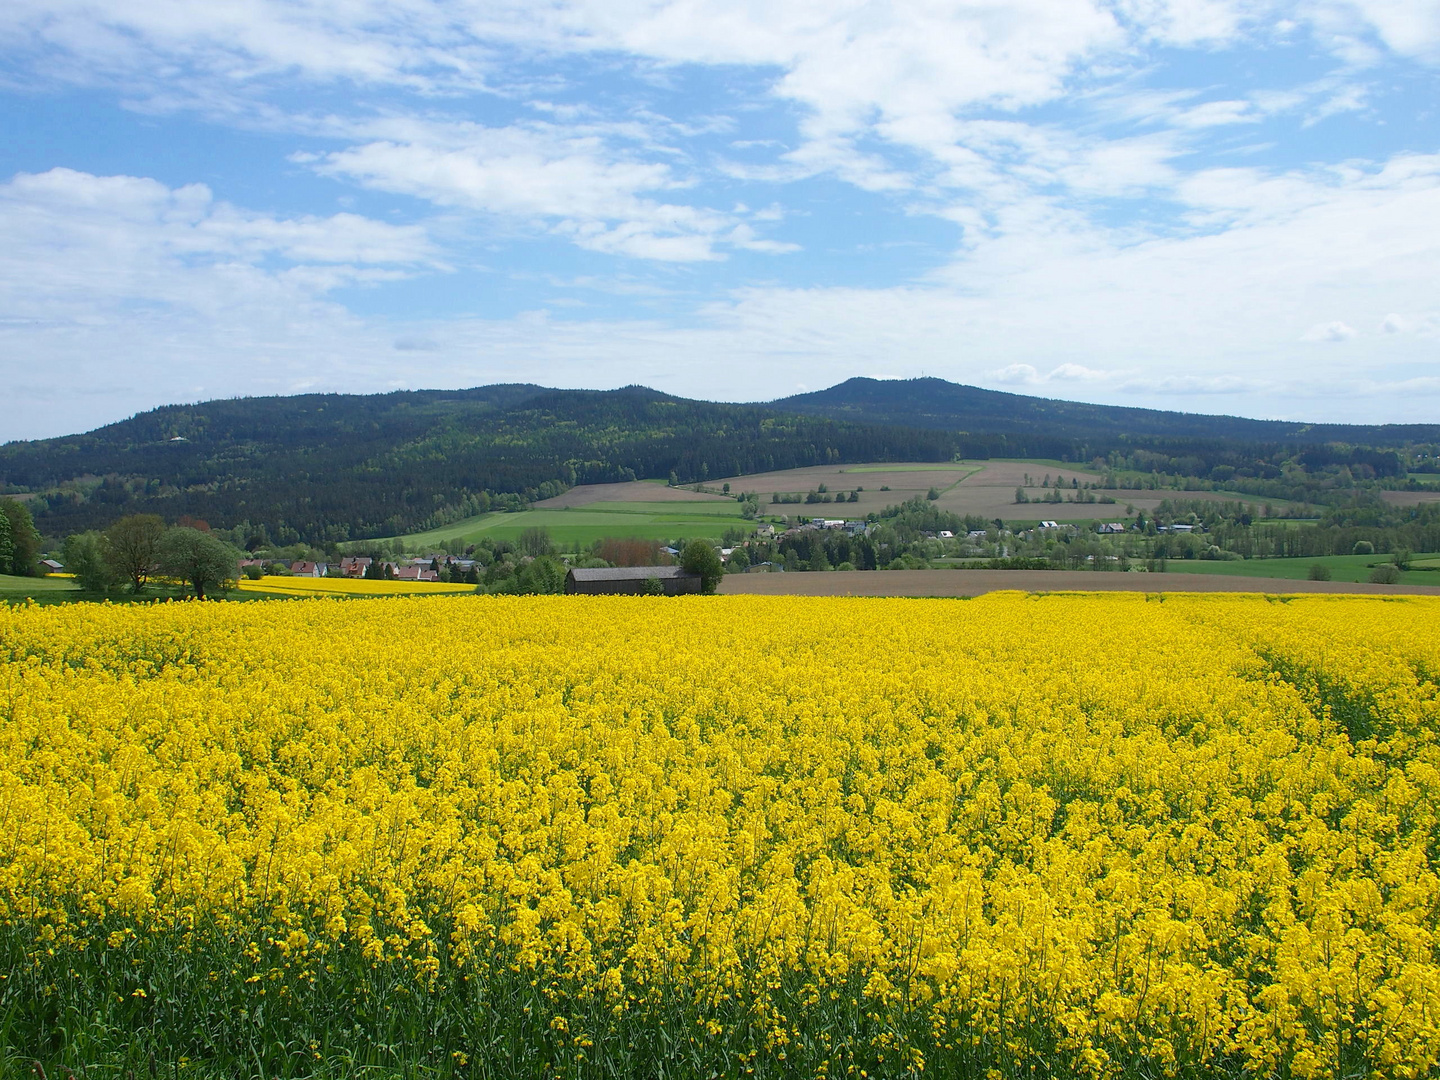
238 555 461 583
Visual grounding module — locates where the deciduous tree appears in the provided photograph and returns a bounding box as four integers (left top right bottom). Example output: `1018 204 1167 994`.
103 514 166 592
63 532 117 593
157 527 239 600
680 540 723 594
0 497 40 576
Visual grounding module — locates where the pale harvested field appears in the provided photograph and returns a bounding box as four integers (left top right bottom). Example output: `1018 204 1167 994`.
710 460 1108 520
718 568 1440 597
535 481 735 508
1381 489 1440 507
543 463 1319 522
708 460 1280 522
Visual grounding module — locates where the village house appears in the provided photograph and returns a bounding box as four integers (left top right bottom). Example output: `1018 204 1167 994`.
339 556 371 577
290 561 328 577
564 566 702 596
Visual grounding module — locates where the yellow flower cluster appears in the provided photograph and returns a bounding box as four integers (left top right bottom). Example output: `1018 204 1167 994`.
1 593 1437 1077
236 574 476 596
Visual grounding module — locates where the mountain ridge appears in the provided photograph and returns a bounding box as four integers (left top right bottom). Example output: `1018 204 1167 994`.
768 377 1440 443
3 378 1434 544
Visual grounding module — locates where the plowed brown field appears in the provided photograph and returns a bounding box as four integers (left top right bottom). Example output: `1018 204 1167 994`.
718 568 1440 596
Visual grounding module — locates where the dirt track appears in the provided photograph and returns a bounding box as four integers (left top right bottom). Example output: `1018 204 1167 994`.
718 569 1440 597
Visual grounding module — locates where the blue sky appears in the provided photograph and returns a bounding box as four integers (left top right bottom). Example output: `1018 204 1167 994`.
1 1 1437 440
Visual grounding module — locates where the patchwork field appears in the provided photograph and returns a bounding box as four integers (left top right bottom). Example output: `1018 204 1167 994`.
709 460 1300 522
381 461 1320 551
4 593 1439 1079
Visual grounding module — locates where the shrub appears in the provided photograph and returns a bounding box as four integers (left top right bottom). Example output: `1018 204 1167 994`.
1353 540 1374 556
1369 563 1401 584
1308 564 1332 581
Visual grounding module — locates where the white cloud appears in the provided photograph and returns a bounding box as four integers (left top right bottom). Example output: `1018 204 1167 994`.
1302 320 1357 342
0 0 495 92
996 362 1116 384
0 167 445 437
1049 362 1113 381
0 167 436 318
1119 373 1267 394
995 364 1042 385
1172 98 1260 128
1305 0 1440 61
308 119 795 261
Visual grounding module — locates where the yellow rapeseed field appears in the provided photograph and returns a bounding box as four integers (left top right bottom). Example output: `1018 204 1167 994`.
236 574 476 597
1 593 1437 1079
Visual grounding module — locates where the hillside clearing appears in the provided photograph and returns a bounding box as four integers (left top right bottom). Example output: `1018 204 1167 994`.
389 501 761 551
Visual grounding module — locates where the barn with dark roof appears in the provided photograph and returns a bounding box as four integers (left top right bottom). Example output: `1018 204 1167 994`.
564 566 702 596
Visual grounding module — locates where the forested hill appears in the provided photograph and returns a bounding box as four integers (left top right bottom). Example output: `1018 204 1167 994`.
772 378 1440 445
4 379 1436 545
0 385 965 543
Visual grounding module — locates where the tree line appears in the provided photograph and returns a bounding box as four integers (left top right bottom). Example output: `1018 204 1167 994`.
64 515 240 599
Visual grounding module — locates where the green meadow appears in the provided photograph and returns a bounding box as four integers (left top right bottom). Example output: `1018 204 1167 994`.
395 501 765 551
1156 551 1440 585
0 574 81 600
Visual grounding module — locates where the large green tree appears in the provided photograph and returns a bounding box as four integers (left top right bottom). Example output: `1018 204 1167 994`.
62 531 118 593
0 497 40 576
679 540 724 594
103 514 166 592
157 527 239 600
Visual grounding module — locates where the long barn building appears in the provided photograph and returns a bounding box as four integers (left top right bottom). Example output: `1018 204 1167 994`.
564 566 702 596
